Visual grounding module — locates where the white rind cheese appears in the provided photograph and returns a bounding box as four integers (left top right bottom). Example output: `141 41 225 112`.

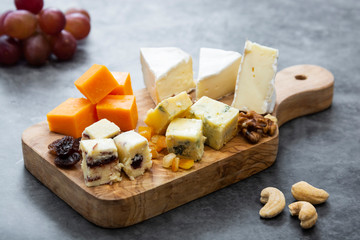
166 118 206 161
140 47 195 104
232 41 279 114
186 96 239 150
114 131 152 180
196 48 242 100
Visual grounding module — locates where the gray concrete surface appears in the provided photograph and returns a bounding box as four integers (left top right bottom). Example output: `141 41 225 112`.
0 0 359 239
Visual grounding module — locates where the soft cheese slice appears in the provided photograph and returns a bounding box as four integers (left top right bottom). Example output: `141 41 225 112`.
232 41 279 114
166 118 206 161
186 96 239 150
144 91 193 135
140 47 195 104
114 131 152 180
196 48 242 100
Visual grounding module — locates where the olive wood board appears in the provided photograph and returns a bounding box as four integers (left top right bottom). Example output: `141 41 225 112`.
22 65 334 228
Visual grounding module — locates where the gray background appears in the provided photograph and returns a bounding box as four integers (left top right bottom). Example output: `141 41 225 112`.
1 0 359 239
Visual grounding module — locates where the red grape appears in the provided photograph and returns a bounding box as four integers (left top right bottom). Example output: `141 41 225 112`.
0 11 13 36
23 33 51 66
65 8 90 21
64 13 90 40
3 10 37 39
0 36 21 65
38 8 66 35
15 0 44 14
52 30 77 60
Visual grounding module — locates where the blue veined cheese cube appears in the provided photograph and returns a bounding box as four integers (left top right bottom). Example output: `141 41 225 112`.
80 138 122 187
114 131 152 180
166 118 206 161
144 91 193 135
82 118 120 140
186 96 239 150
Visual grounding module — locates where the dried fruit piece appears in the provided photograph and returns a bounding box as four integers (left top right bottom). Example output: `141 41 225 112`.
138 126 153 141
149 142 159 159
179 158 194 170
48 136 81 168
54 152 81 168
163 153 176 168
131 154 143 169
172 157 179 172
48 136 75 157
151 135 167 152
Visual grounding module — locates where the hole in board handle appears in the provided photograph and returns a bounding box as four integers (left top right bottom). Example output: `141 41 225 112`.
295 74 307 80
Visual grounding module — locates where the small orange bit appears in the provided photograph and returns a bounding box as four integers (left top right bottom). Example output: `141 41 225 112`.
172 157 179 172
149 142 159 159
138 126 153 141
179 158 194 170
151 135 167 152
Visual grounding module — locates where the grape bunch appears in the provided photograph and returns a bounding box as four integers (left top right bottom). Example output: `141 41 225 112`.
0 0 91 66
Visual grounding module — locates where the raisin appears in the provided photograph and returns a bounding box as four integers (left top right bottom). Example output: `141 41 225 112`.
48 136 82 168
131 154 143 169
54 152 81 168
48 136 75 157
73 137 81 152
48 138 62 155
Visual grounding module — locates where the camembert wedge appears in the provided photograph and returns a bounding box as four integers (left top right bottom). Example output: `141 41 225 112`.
232 41 279 114
196 48 242 100
140 47 195 104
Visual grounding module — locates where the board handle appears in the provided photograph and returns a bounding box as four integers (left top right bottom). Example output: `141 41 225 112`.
273 65 334 127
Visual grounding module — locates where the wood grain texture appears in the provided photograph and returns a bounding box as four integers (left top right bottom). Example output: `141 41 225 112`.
22 64 334 228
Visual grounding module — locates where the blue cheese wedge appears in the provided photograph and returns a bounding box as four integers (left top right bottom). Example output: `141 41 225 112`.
144 91 193 134
140 47 195 104
114 131 152 180
186 96 239 150
166 118 206 161
82 118 120 140
196 48 242 100
80 139 122 187
232 40 279 114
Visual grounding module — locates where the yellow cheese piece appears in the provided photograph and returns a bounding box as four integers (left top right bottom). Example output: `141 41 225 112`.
144 91 193 134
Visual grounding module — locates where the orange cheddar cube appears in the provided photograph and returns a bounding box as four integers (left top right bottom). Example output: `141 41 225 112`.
109 72 133 95
47 98 97 138
96 95 138 131
74 64 119 104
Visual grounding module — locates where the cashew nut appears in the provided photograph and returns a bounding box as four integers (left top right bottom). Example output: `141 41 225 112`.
288 201 318 229
291 181 329 204
259 187 286 218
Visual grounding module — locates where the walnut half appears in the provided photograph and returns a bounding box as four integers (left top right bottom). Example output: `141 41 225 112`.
238 111 277 144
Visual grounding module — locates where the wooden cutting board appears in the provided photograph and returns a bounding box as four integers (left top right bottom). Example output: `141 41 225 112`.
22 65 334 228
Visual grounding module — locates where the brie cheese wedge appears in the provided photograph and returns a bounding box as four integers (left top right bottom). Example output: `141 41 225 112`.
140 47 195 104
232 41 279 114
196 48 241 100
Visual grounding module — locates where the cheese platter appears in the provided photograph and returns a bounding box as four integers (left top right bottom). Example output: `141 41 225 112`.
22 64 334 228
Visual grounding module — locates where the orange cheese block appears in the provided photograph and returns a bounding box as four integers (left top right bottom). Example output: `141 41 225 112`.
96 95 138 131
109 72 133 95
74 64 119 104
47 98 97 138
